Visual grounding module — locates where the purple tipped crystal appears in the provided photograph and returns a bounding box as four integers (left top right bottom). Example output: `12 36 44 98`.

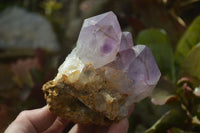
73 11 161 102
76 11 122 68
61 11 160 103
119 32 134 52
127 45 161 101
55 11 161 121
105 45 160 102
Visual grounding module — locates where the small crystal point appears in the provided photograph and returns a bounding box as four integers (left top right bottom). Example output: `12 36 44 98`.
127 45 161 102
119 32 134 52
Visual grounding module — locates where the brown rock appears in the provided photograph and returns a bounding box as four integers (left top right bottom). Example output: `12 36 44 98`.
42 64 128 125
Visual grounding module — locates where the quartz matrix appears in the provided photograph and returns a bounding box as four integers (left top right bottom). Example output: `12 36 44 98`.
43 11 161 125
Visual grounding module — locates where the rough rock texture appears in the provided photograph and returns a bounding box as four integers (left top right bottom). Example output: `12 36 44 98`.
42 11 161 125
0 6 59 52
43 79 112 125
43 64 127 125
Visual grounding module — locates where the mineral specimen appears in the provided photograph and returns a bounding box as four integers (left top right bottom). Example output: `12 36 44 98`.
42 11 161 125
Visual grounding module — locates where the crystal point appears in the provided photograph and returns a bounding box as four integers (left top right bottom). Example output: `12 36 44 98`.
76 11 122 68
127 45 161 101
119 32 134 52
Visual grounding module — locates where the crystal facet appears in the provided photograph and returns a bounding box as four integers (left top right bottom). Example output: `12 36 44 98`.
119 32 134 51
43 11 161 125
76 11 122 68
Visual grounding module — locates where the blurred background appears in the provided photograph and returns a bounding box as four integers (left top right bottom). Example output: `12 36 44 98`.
0 0 200 132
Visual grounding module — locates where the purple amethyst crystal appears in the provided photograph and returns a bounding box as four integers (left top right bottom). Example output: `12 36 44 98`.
119 32 134 51
76 11 122 68
51 11 161 122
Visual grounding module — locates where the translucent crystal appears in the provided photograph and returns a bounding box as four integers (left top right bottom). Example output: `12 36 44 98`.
128 45 161 101
48 11 161 124
119 32 134 52
76 11 122 68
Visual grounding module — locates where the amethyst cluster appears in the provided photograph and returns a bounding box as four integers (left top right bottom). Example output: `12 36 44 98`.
43 11 161 125
61 11 161 101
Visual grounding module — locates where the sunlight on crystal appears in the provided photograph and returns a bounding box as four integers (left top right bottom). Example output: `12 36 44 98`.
51 11 161 120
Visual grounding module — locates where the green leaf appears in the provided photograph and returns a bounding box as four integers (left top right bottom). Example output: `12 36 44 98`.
145 110 186 133
175 15 200 66
130 98 176 132
169 127 195 133
151 77 177 105
133 125 146 133
137 28 175 80
182 43 200 79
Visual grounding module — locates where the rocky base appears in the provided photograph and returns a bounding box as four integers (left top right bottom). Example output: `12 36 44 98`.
42 65 127 125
